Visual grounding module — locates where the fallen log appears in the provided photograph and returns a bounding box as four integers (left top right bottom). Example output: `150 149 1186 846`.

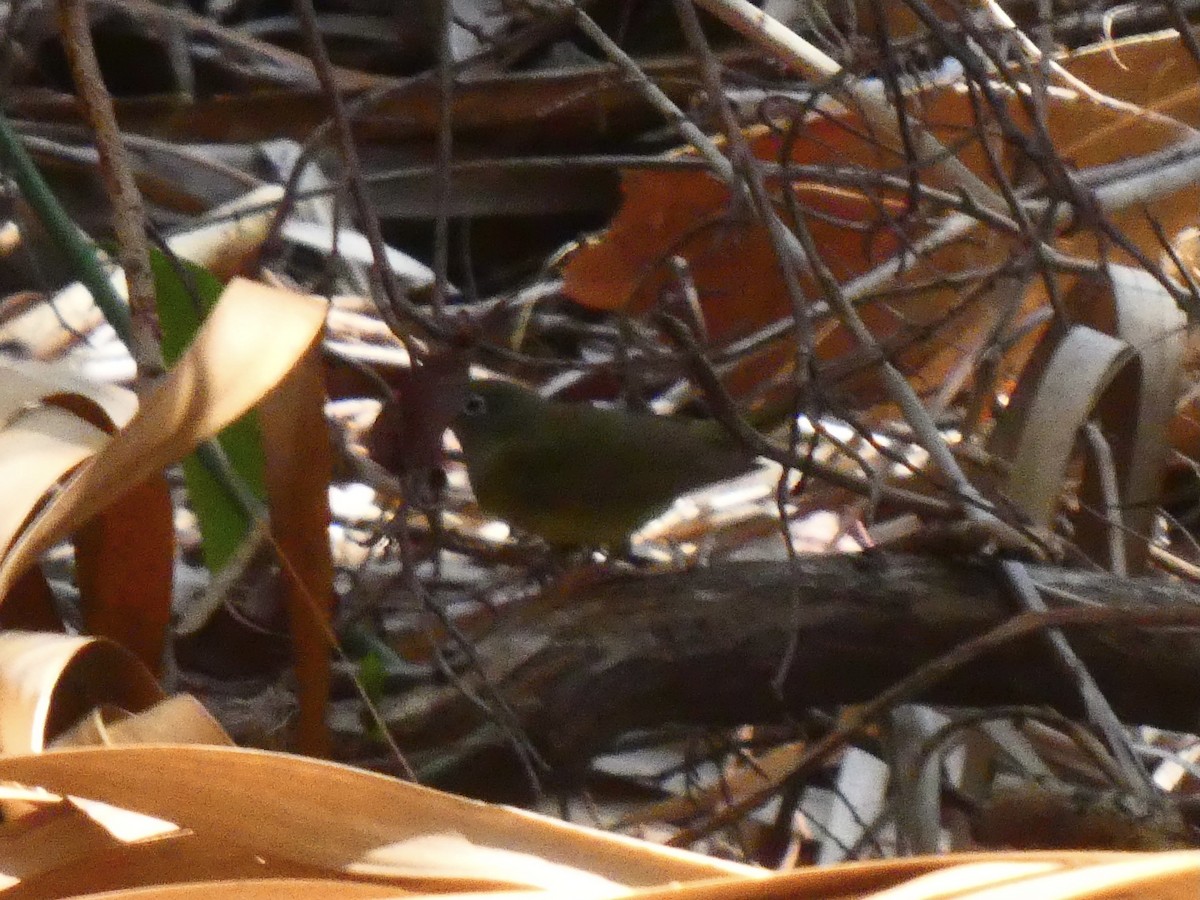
391 554 1200 769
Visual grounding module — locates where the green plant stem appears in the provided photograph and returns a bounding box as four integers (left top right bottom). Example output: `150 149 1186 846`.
0 111 133 346
0 113 267 536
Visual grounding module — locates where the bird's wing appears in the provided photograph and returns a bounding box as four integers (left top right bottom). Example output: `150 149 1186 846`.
479 438 650 544
470 408 756 545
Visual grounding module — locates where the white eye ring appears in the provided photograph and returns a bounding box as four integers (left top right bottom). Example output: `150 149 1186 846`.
462 394 488 416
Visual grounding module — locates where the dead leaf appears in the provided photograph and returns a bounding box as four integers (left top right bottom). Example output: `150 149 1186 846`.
0 632 162 755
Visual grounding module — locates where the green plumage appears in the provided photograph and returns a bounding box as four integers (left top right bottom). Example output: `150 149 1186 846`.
452 380 756 546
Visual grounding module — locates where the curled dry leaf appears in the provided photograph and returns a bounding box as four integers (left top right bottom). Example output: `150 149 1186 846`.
0 631 161 755
988 264 1185 573
624 851 1200 900
0 276 326 595
0 280 329 735
258 337 337 757
0 744 756 896
50 694 234 750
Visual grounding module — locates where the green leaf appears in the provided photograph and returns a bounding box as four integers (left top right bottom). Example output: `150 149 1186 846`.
150 248 267 573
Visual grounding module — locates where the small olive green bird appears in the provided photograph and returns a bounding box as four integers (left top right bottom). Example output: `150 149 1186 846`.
452 379 758 547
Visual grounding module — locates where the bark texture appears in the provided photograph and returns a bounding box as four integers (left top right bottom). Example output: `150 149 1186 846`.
392 554 1200 766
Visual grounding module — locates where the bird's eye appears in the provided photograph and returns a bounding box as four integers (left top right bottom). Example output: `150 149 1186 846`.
462 393 488 416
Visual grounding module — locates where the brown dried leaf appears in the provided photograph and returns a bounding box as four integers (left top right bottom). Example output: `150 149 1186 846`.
258 343 335 757
562 64 1196 415
0 277 327 604
50 694 233 750
0 632 161 755
989 264 1185 572
0 745 756 892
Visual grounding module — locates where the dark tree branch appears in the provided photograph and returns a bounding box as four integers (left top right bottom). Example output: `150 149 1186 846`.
391 555 1200 772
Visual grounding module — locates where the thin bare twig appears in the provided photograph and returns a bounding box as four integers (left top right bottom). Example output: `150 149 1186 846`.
433 0 455 318
668 598 1199 846
291 0 425 356
690 0 1007 212
56 0 163 376
567 0 1155 796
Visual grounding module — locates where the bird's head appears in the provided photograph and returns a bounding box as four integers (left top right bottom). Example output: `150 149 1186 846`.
452 379 547 457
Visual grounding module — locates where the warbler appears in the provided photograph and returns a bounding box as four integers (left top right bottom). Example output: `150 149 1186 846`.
451 379 758 547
